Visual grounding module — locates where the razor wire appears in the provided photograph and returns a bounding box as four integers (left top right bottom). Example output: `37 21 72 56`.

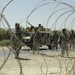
24 0 75 75
24 0 75 30
0 0 75 75
16 0 74 75
0 0 25 75
25 0 56 27
0 0 13 71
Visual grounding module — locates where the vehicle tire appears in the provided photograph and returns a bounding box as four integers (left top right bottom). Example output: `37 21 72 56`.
47 45 52 50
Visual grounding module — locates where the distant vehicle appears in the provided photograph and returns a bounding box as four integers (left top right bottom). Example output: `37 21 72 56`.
11 28 52 54
22 31 52 50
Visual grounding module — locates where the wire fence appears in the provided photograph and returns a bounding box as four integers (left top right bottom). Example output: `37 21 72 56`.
0 0 75 75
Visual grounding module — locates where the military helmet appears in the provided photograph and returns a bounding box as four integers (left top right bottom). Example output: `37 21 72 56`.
15 23 20 26
62 28 67 32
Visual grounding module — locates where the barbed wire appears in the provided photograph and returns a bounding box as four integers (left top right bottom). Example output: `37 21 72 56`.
0 0 75 75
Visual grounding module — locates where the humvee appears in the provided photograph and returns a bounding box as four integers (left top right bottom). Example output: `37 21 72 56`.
11 29 52 54
22 31 52 52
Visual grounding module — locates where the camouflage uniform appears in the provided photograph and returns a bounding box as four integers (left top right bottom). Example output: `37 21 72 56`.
59 28 69 57
11 23 23 58
52 31 59 50
69 30 75 50
32 28 42 53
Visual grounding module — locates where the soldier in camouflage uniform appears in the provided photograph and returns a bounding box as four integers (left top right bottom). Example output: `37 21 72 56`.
69 30 75 50
52 31 59 50
59 28 69 57
32 28 42 54
11 23 23 58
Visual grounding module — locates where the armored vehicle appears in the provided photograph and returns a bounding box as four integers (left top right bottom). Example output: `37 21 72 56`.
11 26 52 55
22 31 52 51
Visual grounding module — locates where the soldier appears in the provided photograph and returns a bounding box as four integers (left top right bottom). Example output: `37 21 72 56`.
52 31 59 50
11 23 23 58
37 24 42 31
32 28 42 54
30 26 35 32
59 28 69 57
69 29 75 50
37 24 45 31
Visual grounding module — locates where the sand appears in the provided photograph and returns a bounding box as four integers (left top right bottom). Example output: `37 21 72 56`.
0 46 75 75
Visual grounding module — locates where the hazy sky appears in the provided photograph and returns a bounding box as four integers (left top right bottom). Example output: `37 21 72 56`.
0 0 75 30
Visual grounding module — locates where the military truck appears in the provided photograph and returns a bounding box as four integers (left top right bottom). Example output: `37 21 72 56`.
22 31 52 51
11 26 52 54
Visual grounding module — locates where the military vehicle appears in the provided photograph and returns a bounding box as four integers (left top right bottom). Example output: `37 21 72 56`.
22 30 52 51
11 25 52 54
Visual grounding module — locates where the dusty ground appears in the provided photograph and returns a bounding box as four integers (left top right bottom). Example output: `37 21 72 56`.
0 46 75 75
